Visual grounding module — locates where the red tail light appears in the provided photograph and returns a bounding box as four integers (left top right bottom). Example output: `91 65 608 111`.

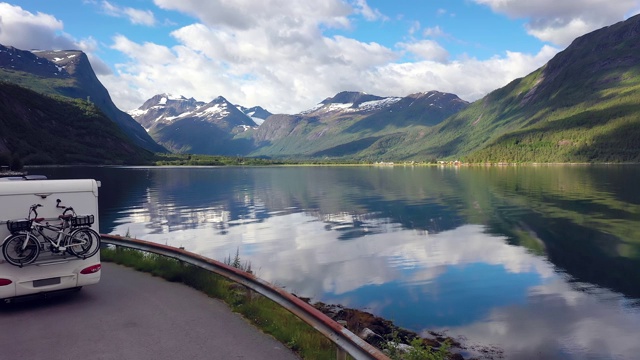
80 264 101 274
0 279 12 286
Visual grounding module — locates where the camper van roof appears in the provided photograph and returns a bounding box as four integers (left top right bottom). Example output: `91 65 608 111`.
0 175 48 181
0 179 100 196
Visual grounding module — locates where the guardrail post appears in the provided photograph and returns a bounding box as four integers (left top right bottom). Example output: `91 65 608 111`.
178 246 185 267
245 285 255 302
336 347 347 360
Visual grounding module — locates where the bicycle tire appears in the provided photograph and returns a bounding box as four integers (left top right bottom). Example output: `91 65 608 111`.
67 228 100 258
2 234 40 267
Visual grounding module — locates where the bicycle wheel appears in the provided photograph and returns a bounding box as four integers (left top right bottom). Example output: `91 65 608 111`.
67 228 101 258
2 234 40 267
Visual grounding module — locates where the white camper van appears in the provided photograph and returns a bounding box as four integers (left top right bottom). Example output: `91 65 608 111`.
0 177 101 302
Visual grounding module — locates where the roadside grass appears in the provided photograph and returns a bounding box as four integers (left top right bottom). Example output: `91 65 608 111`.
100 247 339 360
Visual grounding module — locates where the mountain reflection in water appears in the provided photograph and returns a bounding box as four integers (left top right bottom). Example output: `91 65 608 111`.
37 165 640 359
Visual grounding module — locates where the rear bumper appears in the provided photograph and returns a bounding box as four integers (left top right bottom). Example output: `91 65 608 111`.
0 262 101 300
2 286 83 304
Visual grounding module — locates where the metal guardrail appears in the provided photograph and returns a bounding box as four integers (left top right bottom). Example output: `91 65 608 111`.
100 234 390 360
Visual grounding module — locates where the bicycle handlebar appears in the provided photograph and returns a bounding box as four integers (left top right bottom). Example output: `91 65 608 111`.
29 204 42 219
26 203 77 221
57 199 76 216
56 198 66 209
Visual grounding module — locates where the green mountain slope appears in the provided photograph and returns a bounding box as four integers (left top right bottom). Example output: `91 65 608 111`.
0 45 165 153
415 14 640 163
151 119 255 155
248 91 468 159
248 113 373 158
0 82 154 165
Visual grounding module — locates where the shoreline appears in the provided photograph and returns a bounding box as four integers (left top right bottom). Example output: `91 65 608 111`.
300 298 503 360
21 161 640 171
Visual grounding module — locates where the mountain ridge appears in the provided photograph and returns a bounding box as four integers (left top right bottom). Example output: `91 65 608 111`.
129 89 469 159
129 94 259 154
248 90 468 159
0 44 165 153
419 13 640 163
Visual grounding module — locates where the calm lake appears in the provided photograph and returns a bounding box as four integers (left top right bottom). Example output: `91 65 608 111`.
36 165 640 359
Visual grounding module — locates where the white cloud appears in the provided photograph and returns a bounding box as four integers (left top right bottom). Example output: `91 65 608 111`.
0 1 562 115
101 1 156 26
76 36 113 75
104 15 401 112
353 0 388 21
474 0 640 46
105 36 558 113
527 17 593 46
408 21 420 36
154 0 352 30
398 39 450 63
0 3 75 50
359 45 558 106
423 25 446 38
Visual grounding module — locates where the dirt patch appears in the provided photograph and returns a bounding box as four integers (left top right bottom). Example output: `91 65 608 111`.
472 114 483 126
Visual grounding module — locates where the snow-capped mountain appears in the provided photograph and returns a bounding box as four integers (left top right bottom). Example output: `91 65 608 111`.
236 105 272 125
129 94 270 130
129 94 206 130
300 91 402 115
0 45 71 77
299 90 465 118
128 94 265 154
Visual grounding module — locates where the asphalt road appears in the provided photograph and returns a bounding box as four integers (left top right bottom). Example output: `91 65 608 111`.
0 262 300 360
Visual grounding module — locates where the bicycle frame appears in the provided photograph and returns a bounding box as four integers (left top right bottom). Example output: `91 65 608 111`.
30 219 76 252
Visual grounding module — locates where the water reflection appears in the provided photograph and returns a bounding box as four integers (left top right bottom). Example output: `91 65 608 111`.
447 278 640 359
36 165 640 359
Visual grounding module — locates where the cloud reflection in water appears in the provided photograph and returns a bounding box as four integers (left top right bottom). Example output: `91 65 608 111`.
113 209 640 359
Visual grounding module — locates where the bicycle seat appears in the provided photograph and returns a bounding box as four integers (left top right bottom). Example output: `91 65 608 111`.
33 217 45 223
59 214 74 220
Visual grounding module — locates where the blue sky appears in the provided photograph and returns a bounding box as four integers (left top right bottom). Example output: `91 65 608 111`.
1 1 640 113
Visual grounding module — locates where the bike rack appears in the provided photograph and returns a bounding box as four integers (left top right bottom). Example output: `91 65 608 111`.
100 234 390 360
0 217 71 226
1 218 90 266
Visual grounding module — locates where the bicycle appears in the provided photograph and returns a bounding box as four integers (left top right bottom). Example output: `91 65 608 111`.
2 203 100 267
